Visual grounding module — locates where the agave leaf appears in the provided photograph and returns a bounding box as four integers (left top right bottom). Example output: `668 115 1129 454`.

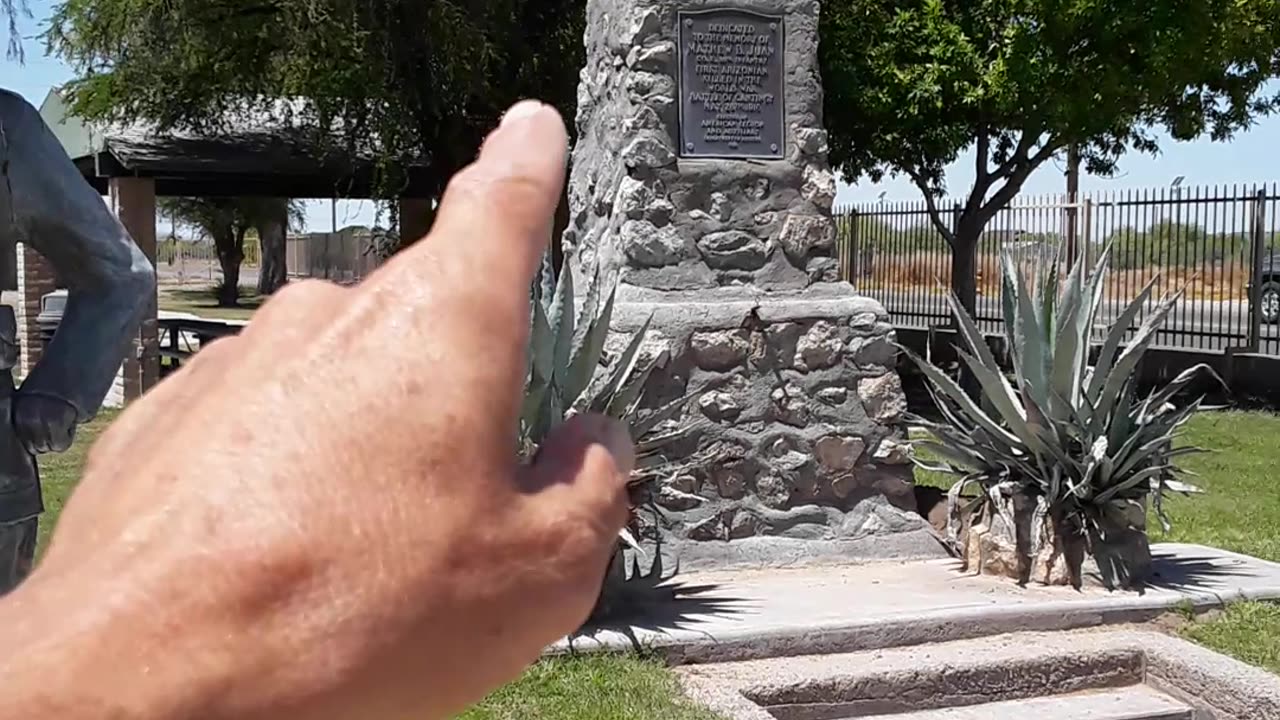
547 261 576 390
956 350 1043 453
630 395 689 441
946 291 1025 418
1002 251 1050 408
589 315 652 414
1087 277 1159 402
1049 249 1089 416
1090 288 1183 434
611 355 661 418
1140 364 1222 419
1162 479 1205 495
566 282 619 405
900 346 1025 450
1094 464 1174 505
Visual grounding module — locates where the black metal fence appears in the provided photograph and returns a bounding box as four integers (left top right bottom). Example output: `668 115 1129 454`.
836 184 1280 357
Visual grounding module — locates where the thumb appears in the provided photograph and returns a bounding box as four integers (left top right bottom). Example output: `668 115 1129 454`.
519 413 636 539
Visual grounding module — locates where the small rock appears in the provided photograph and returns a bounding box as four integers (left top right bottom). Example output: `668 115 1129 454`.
698 391 742 422
795 320 844 372
625 71 675 99
623 105 664 133
690 330 749 371
755 475 793 510
850 312 879 330
645 198 676 227
796 128 830 155
688 513 730 542
778 215 835 263
713 469 747 500
668 475 698 494
770 382 809 427
873 438 912 465
850 336 898 367
616 177 653 220
815 436 867 472
807 257 840 283
622 220 685 267
802 165 837 210
627 41 675 72
698 231 768 270
626 7 662 45
730 512 763 539
774 450 811 473
816 386 849 405
754 211 777 226
657 486 704 511
831 473 859 499
709 192 733 222
748 177 771 200
622 134 675 169
859 374 909 424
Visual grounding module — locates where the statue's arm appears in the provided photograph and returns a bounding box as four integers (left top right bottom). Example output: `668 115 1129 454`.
1 90 154 427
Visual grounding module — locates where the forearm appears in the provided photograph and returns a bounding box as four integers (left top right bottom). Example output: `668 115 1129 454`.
0 569 226 720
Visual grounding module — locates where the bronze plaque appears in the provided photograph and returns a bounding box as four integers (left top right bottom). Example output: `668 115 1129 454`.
678 9 785 159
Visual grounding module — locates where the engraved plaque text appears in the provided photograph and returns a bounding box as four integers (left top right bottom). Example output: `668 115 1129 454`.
678 10 785 159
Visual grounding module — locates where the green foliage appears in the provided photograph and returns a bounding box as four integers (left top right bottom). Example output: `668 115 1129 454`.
523 256 694 625
1103 222 1249 269
906 244 1215 589
822 0 1280 305
46 0 584 215
3 0 26 61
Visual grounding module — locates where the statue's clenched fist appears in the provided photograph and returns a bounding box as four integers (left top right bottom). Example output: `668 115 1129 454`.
11 392 79 454
0 101 632 720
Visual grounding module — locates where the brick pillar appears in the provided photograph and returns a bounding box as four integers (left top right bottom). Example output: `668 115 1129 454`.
399 197 434 248
16 244 58 378
110 177 159 401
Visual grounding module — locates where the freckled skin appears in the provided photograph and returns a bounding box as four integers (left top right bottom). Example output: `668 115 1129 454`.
0 102 634 720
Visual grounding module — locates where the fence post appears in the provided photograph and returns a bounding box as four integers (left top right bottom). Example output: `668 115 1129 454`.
1081 198 1093 266
1249 187 1267 352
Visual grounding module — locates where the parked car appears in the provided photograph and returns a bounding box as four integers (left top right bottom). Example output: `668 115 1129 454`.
35 289 67 345
1262 250 1280 325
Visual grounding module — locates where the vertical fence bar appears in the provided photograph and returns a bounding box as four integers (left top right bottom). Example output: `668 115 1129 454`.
1249 186 1267 352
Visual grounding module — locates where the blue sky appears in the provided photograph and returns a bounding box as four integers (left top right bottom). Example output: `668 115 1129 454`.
7 0 1280 232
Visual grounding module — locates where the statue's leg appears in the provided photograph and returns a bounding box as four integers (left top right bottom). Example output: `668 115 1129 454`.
0 305 40 594
0 517 37 596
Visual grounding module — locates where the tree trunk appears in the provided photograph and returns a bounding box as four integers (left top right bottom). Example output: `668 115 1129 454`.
950 226 980 318
256 213 288 296
215 228 245 307
950 225 982 397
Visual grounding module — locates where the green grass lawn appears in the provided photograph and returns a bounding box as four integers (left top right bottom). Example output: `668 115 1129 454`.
159 287 263 322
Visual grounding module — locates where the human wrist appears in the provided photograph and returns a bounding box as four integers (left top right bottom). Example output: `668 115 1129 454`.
0 568 231 720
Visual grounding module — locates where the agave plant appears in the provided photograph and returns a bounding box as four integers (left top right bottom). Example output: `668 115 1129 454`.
522 254 693 623
904 244 1216 590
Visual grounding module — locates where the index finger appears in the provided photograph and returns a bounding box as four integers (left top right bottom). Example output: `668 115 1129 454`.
374 100 568 304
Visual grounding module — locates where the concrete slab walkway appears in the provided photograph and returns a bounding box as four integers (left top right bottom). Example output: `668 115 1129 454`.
557 544 1280 664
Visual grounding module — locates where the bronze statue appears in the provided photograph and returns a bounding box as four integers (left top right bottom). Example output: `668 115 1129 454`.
0 88 155 593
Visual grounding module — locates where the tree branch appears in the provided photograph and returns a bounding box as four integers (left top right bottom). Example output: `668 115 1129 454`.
903 163 957 247
989 130 1039 184
978 138 1062 225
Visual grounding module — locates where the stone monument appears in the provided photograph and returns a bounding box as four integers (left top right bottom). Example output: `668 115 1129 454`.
0 88 154 593
566 0 945 569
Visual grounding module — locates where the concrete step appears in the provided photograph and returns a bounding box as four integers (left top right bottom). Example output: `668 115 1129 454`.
843 685 1192 720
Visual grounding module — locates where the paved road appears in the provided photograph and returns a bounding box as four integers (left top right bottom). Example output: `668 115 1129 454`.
872 292 1280 355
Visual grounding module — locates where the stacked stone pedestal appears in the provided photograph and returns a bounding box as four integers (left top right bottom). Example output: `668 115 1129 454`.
610 285 942 570
569 0 944 569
